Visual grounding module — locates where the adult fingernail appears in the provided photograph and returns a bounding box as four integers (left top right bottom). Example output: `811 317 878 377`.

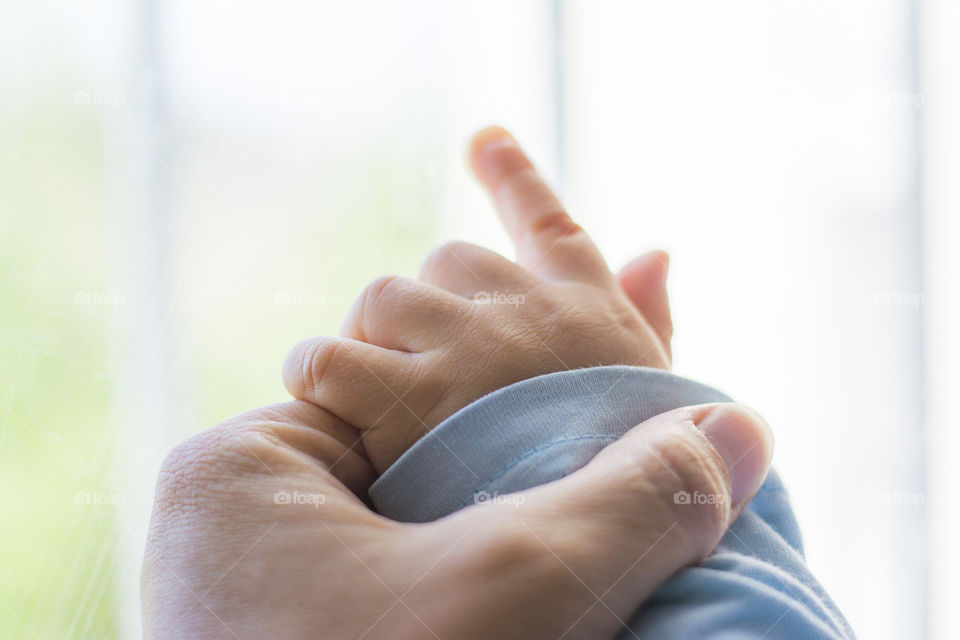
695 404 773 504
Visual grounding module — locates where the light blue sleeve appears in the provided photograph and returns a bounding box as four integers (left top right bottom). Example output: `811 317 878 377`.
369 366 854 639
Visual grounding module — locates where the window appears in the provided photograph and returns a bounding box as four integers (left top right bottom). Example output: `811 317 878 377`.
1 2 951 638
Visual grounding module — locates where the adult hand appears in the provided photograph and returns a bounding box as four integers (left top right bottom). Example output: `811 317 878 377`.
142 400 772 639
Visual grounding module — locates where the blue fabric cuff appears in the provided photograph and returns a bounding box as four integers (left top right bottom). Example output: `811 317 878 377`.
370 365 730 522
368 365 854 638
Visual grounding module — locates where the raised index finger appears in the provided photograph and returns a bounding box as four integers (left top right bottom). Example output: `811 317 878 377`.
468 126 612 283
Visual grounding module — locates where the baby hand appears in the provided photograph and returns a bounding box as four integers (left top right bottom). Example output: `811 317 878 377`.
283 127 673 473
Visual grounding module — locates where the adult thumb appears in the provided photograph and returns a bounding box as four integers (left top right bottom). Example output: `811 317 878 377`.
503 403 773 636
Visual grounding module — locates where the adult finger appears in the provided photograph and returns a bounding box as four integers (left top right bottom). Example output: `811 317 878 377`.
467 403 772 636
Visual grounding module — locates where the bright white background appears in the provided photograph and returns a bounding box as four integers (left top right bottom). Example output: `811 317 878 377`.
1 1 956 638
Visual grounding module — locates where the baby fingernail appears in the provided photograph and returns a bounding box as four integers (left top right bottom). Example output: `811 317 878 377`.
474 125 516 155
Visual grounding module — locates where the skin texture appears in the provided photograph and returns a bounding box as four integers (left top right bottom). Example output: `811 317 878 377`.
142 127 774 640
142 401 772 640
283 126 675 473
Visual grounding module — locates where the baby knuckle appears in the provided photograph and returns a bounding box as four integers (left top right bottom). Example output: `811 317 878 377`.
362 274 404 313
420 241 480 278
283 337 344 397
535 301 594 347
530 209 580 240
301 337 345 392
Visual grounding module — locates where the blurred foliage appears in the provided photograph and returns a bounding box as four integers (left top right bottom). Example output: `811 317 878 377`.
1 96 121 638
1 84 442 636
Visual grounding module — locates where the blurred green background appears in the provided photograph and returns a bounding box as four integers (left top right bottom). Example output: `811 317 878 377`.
3 2 942 638
0 53 446 640
0 107 440 639
0 3 553 635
